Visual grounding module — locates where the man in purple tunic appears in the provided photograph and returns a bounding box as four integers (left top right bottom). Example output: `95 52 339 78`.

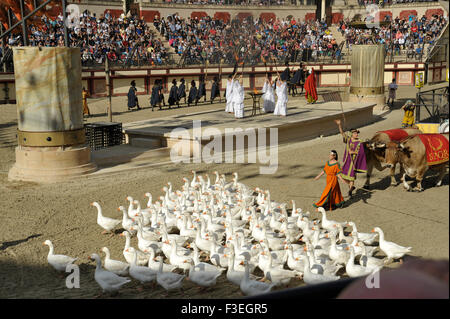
335 119 367 198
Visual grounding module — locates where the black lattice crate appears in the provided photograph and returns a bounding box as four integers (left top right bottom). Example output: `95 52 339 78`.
84 122 124 150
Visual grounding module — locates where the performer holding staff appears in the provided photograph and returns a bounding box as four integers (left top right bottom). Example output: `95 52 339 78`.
335 119 367 198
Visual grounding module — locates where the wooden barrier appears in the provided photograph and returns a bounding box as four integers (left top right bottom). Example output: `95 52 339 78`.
0 61 446 103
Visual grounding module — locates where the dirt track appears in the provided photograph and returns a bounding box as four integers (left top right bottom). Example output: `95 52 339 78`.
0 87 448 298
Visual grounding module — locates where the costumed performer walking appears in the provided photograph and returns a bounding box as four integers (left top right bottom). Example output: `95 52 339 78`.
313 150 345 211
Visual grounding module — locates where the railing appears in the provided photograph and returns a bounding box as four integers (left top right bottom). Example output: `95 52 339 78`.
415 86 449 125
1 45 428 73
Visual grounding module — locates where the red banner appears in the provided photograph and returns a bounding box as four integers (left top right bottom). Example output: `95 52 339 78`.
418 134 449 166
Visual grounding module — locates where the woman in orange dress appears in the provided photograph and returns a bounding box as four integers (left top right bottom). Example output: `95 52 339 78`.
313 150 345 211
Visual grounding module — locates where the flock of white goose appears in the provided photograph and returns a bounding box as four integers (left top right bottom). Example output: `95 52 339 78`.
43 171 412 296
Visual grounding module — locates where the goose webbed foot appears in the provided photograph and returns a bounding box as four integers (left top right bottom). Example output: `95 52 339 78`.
93 291 104 299
137 285 146 292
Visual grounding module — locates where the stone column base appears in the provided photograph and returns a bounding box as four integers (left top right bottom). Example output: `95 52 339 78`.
8 145 97 183
348 94 387 112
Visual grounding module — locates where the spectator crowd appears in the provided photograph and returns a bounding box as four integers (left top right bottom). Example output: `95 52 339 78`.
1 6 447 70
156 13 342 65
3 10 171 67
337 13 447 58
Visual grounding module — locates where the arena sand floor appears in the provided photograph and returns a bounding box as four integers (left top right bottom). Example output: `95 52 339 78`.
0 86 448 298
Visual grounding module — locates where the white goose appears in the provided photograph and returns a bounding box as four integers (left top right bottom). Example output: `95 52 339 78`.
194 226 212 253
335 223 353 244
128 247 158 285
318 207 346 232
43 240 77 272
345 246 381 278
101 247 129 276
156 256 185 294
161 238 190 261
209 239 229 268
188 263 222 288
304 245 342 276
88 253 130 294
118 206 137 235
225 250 259 286
351 236 377 257
263 248 301 286
134 224 161 253
240 261 276 296
188 242 225 273
91 202 121 234
167 239 193 272
327 232 350 265
285 244 306 273
146 247 178 273
301 255 340 285
119 231 148 266
372 227 412 263
358 244 385 271
347 222 378 245
178 214 197 239
126 196 138 219
144 192 153 208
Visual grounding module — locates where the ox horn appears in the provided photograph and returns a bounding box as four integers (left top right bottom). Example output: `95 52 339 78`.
376 143 386 148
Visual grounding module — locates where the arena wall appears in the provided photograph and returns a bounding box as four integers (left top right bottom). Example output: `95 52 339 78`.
0 61 440 103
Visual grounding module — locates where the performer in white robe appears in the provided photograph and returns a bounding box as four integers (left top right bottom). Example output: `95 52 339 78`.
261 75 275 113
274 78 288 116
232 75 245 119
225 75 234 113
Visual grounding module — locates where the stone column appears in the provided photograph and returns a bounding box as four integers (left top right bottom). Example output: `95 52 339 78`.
8 47 97 183
321 0 326 21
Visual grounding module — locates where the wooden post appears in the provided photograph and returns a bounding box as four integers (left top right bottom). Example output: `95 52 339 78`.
19 0 28 46
1 24 5 72
62 0 69 47
105 56 112 122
